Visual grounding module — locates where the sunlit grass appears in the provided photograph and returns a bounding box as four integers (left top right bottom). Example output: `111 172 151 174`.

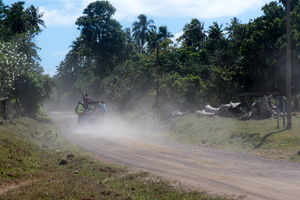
122 111 300 163
163 114 300 162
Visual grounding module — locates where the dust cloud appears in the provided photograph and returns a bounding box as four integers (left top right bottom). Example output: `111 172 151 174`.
71 114 148 141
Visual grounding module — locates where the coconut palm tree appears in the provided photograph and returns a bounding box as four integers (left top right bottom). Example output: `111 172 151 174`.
225 17 241 40
146 25 173 99
5 2 30 34
206 22 224 52
25 5 46 32
4 3 45 36
180 18 206 49
132 14 155 54
158 25 174 41
147 25 173 52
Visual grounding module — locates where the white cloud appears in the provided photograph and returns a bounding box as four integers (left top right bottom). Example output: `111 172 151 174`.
172 31 183 41
35 0 83 27
40 7 79 27
111 0 271 20
171 31 183 46
33 0 272 28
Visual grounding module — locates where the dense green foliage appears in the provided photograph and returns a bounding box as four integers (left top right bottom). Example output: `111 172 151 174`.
0 1 54 118
54 0 300 112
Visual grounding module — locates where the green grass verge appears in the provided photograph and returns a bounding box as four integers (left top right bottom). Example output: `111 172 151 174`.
0 117 233 200
129 112 300 163
120 110 300 163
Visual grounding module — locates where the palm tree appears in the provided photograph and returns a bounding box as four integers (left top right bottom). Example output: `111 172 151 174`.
132 14 155 54
225 17 241 40
158 25 174 41
206 22 224 52
6 2 30 34
25 5 46 32
0 1 7 28
146 25 173 99
125 27 133 44
180 18 206 49
4 3 45 35
208 22 223 38
147 25 173 52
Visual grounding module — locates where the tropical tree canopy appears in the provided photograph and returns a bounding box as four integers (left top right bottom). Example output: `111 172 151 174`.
179 18 206 49
0 1 54 118
132 14 155 54
75 0 126 78
54 0 300 112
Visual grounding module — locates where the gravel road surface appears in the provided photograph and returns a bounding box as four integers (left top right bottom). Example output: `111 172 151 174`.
50 112 300 200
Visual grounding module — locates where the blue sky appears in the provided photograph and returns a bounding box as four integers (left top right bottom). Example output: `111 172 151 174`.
5 0 274 76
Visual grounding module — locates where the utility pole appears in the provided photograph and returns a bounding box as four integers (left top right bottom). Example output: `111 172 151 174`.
286 0 292 129
156 42 159 101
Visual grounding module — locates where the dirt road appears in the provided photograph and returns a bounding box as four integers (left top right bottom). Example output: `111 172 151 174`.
50 112 300 200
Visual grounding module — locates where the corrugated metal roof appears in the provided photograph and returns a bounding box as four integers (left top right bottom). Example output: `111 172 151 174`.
0 97 8 101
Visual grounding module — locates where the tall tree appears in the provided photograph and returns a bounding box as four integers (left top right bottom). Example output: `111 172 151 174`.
132 14 155 54
11 65 55 118
0 0 7 36
225 17 241 40
4 2 29 35
25 5 46 32
75 1 126 78
179 18 206 49
146 25 173 100
238 1 286 93
123 27 140 59
147 25 173 52
206 22 229 66
157 26 174 41
206 22 225 52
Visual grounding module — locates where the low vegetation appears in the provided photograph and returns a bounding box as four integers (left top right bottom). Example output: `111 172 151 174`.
125 111 300 163
171 115 300 163
0 117 233 199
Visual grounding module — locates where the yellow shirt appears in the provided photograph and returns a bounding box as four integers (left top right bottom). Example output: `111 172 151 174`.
77 104 84 114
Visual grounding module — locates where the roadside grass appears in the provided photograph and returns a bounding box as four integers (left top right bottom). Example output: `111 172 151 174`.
165 114 300 163
122 111 300 163
0 117 234 200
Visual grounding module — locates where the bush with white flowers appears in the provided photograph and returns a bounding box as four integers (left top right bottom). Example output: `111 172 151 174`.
0 40 32 91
